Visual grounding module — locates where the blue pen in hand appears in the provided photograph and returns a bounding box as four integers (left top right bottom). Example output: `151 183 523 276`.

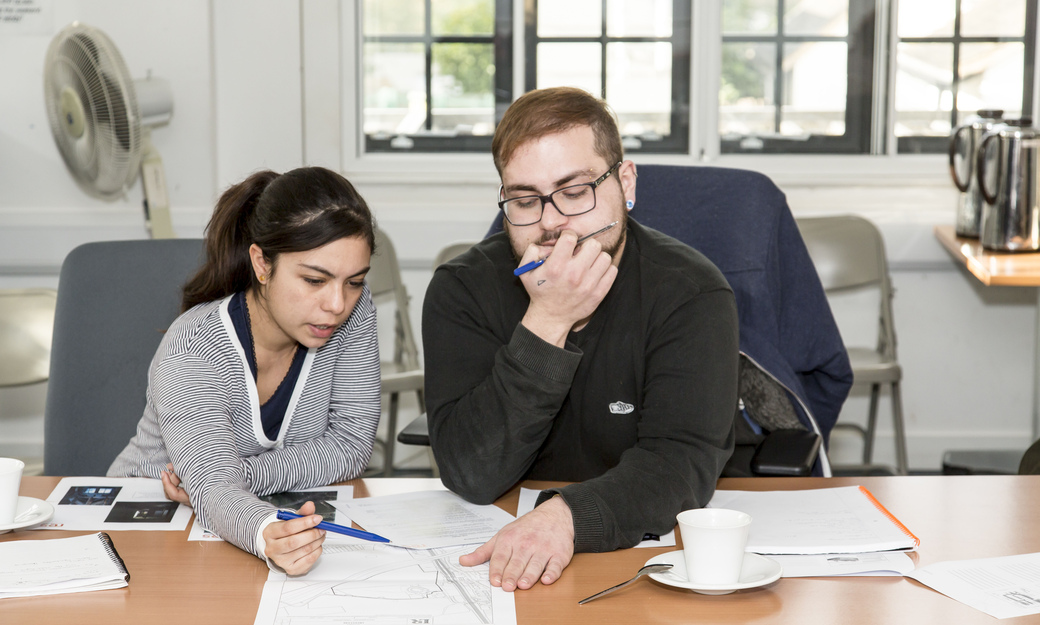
276 509 390 543
513 220 620 276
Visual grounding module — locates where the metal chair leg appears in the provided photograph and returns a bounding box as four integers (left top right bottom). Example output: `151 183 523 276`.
384 392 398 477
890 381 909 475
863 383 881 464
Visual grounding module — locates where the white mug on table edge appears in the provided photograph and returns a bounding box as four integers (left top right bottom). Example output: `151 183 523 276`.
676 507 751 585
0 457 25 525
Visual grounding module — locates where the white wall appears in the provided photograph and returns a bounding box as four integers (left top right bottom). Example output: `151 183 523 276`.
1 0 1036 474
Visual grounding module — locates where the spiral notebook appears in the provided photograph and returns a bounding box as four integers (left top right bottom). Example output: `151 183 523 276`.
0 532 130 598
707 485 920 555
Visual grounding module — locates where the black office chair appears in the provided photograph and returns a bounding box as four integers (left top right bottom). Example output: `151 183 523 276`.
403 164 852 477
43 239 205 476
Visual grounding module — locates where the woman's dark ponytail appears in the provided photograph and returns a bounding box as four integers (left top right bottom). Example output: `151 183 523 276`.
181 170 278 311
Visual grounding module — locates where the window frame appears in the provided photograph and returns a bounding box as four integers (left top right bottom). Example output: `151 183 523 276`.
718 0 876 154
304 0 1040 189
362 0 514 153
523 0 692 154
893 0 1038 154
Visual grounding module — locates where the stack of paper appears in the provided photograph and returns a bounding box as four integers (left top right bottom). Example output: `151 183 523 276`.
0 532 130 598
708 486 919 577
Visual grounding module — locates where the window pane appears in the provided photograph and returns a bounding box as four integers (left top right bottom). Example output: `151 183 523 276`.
720 42 777 137
538 0 602 37
537 43 602 95
894 42 954 137
606 42 672 138
784 0 848 37
958 42 1025 117
432 43 495 135
606 0 672 37
432 0 493 36
364 0 424 36
782 42 847 136
723 0 778 35
960 0 1026 37
897 0 954 38
363 43 426 136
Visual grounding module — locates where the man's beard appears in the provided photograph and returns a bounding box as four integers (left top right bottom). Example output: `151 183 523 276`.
507 211 628 265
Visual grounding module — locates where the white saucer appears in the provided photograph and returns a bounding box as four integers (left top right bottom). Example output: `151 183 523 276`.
0 497 55 534
646 550 782 595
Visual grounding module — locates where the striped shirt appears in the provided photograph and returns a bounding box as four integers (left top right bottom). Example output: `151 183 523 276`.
108 288 381 557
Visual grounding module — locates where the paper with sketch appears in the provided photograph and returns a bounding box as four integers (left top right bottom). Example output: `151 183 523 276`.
39 477 192 531
188 485 354 542
517 487 675 549
772 551 915 577
332 490 515 548
907 553 1040 619
708 486 919 554
253 541 517 625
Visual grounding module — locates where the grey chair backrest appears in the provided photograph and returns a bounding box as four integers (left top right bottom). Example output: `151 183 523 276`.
369 229 420 371
43 239 205 476
0 289 57 387
797 215 896 359
433 241 477 269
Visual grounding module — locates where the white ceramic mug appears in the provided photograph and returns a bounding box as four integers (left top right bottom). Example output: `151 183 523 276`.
676 507 751 585
0 458 25 525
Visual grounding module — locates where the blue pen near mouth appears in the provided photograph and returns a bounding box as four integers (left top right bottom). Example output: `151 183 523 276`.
512 220 619 277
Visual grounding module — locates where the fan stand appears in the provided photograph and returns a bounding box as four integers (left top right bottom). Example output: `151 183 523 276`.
140 130 175 239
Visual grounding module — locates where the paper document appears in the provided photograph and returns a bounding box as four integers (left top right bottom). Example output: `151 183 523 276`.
40 477 192 531
772 551 915 577
332 490 515 548
907 552 1040 619
517 488 675 548
0 532 130 598
253 542 517 625
708 486 918 555
188 485 354 542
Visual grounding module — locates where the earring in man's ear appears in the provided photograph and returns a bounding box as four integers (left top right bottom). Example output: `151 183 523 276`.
626 200 634 210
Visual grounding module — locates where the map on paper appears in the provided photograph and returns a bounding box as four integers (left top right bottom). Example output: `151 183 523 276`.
254 542 516 625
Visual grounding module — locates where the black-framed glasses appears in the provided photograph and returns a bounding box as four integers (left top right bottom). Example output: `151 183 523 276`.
497 161 622 226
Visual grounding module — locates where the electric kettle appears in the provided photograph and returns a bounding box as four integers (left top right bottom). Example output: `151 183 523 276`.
949 109 1004 237
976 119 1040 251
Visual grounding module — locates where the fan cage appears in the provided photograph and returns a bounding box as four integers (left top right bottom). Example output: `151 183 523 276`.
44 24 143 198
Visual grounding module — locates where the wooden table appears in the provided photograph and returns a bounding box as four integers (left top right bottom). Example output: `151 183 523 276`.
936 224 1040 442
935 224 1040 287
5 475 1040 624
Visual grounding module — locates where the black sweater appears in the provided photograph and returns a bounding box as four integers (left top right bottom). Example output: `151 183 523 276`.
422 219 739 552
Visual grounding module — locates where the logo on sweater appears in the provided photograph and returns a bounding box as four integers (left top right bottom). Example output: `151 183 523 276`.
609 401 634 415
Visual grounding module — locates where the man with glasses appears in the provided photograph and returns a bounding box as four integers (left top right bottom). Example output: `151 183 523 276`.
423 87 738 592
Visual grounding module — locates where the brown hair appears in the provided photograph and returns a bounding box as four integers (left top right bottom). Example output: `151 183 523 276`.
181 167 376 312
492 87 624 175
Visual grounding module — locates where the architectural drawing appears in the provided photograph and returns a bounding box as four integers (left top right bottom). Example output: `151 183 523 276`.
255 542 516 625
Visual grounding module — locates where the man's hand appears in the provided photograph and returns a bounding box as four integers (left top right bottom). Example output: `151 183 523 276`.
263 501 326 575
518 231 617 347
160 463 191 505
459 495 575 592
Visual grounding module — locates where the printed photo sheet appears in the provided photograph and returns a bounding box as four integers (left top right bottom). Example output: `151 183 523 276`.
41 477 192 531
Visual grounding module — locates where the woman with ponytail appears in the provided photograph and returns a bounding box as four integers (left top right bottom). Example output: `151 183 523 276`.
109 167 380 574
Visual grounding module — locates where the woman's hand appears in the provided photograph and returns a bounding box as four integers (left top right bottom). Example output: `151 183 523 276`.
263 501 326 575
161 463 191 505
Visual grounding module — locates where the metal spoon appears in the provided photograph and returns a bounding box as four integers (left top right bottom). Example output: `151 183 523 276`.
578 563 673 604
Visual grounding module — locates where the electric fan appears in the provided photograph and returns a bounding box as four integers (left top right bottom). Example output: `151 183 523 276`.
43 22 176 238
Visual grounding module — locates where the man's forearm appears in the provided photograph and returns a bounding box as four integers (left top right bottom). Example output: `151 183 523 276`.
429 325 581 503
